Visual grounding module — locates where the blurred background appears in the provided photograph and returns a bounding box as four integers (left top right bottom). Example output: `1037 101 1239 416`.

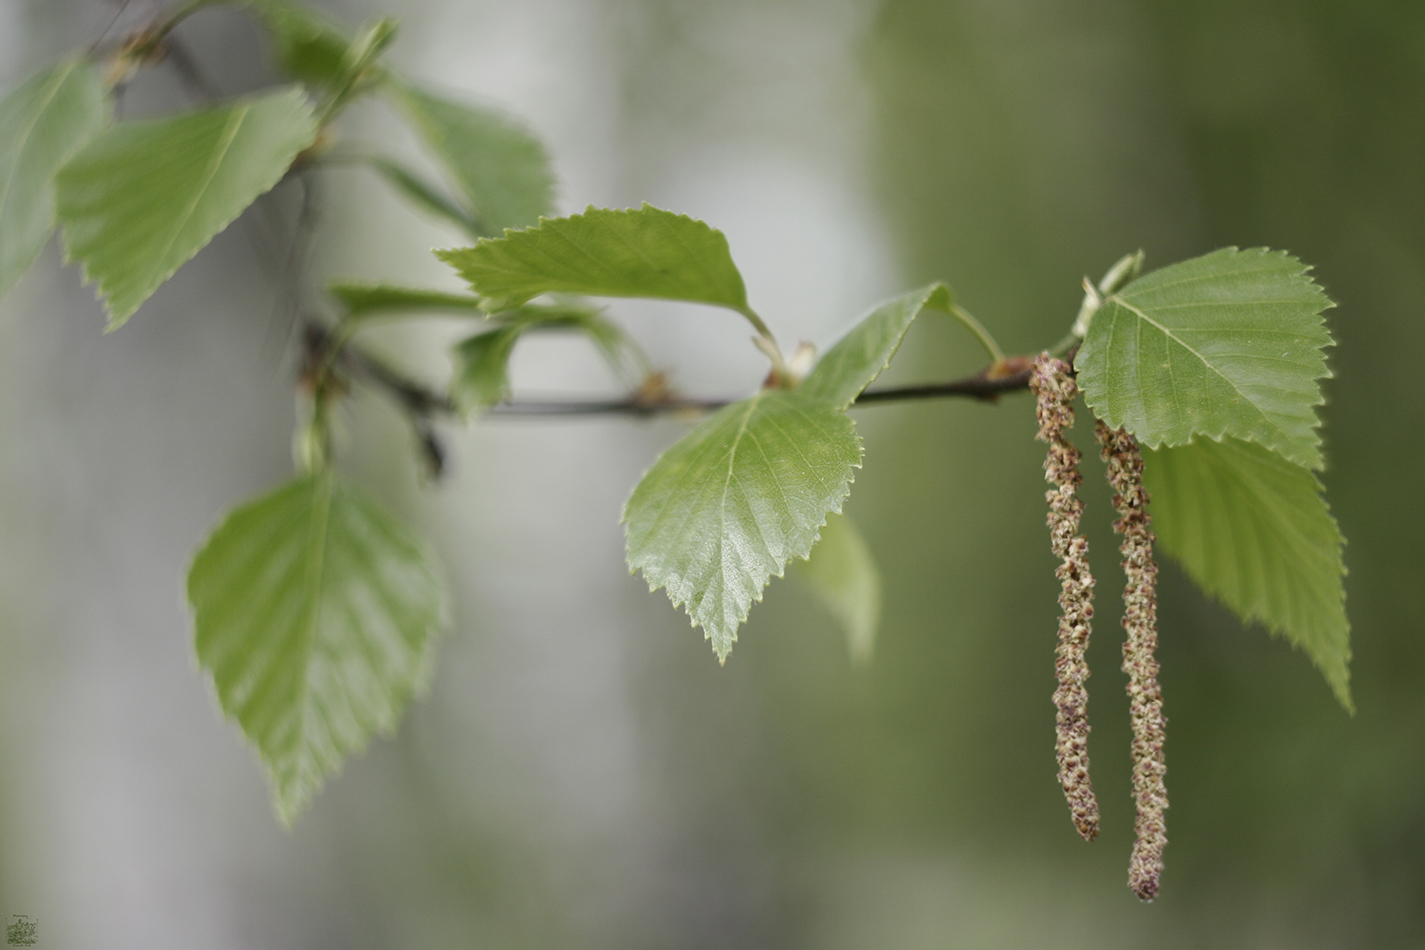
1 0 1422 946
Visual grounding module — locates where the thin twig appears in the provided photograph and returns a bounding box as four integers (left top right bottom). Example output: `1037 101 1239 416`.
305 320 1036 423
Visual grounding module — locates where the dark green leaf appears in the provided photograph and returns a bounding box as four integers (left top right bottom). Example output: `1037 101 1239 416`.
56 87 318 328
1077 247 1335 470
188 472 446 823
794 512 882 663
368 157 480 236
392 81 553 235
801 282 952 408
0 57 108 300
436 204 751 314
1144 436 1350 710
623 390 863 661
329 281 485 319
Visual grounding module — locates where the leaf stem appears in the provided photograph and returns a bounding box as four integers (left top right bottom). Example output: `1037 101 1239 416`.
949 303 1005 364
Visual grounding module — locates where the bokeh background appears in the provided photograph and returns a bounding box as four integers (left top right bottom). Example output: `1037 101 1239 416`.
2 0 1422 946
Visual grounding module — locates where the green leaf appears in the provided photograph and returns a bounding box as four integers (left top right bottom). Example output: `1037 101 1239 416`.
794 512 882 663
247 0 353 87
436 204 751 315
452 324 522 411
56 87 318 328
328 281 485 320
368 157 481 236
623 390 863 661
187 472 445 823
450 300 628 413
801 282 952 408
391 82 553 236
1076 247 1335 470
0 57 108 301
1144 436 1350 710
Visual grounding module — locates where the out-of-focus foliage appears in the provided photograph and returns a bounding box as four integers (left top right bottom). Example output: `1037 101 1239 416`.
0 56 107 298
56 87 317 326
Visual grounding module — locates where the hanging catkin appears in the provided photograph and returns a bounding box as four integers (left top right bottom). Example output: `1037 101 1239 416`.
1096 420 1168 901
1030 354 1099 842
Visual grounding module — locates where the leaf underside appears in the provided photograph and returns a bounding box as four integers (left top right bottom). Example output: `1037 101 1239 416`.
56 87 317 328
392 82 554 237
1077 247 1334 470
1144 436 1351 710
247 0 354 87
450 300 625 414
801 282 953 409
368 157 481 236
437 203 750 313
328 281 486 319
0 56 108 301
793 512 883 663
623 389 863 661
188 473 445 823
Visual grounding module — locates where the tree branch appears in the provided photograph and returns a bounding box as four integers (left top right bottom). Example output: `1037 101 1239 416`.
307 321 1035 422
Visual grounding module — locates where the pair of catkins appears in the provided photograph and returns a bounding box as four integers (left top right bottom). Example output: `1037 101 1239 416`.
1031 354 1168 902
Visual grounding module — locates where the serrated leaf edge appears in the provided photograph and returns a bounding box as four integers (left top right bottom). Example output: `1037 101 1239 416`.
620 392 863 660
59 88 317 329
1081 246 1336 469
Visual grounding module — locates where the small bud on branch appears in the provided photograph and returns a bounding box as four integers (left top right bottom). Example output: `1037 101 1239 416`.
1031 354 1100 842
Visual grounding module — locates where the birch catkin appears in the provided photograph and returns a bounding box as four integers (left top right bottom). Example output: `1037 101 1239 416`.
1030 354 1099 842
1096 420 1168 901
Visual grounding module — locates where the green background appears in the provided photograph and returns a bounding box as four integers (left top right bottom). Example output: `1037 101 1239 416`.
0 0 1420 946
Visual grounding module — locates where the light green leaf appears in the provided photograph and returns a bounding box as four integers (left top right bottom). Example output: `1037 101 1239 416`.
392 82 553 236
329 281 485 320
1144 436 1350 710
450 300 628 413
801 282 952 408
794 512 882 663
0 57 108 301
623 390 863 661
1076 247 1334 470
368 157 480 236
246 0 353 87
188 472 445 823
436 204 751 315
56 87 318 328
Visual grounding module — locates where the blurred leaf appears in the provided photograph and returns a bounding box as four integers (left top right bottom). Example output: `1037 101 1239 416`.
794 512 882 663
392 82 553 235
367 157 480 236
450 300 629 413
56 87 317 328
1144 436 1350 710
623 390 862 662
1076 247 1334 470
437 204 750 314
452 324 521 411
0 57 108 301
801 282 952 408
247 0 352 87
329 280 485 319
188 472 445 824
